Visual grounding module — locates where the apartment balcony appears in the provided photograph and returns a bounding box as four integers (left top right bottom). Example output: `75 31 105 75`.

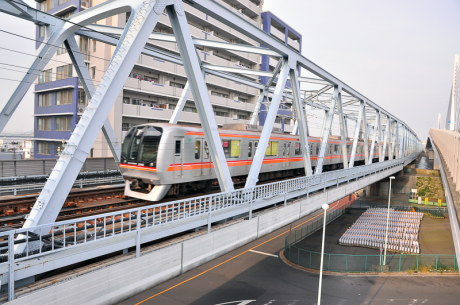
204 74 258 96
270 26 285 43
122 104 249 126
213 0 259 27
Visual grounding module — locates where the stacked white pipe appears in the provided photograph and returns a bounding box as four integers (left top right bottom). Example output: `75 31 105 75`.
339 208 423 254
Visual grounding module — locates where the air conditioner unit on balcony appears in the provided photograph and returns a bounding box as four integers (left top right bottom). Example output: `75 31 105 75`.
81 0 89 10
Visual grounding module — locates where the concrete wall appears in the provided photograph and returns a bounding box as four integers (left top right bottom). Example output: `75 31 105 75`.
10 166 401 305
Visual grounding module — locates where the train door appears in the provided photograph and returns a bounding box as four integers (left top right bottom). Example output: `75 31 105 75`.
202 141 211 176
173 138 183 179
247 141 255 171
194 139 203 177
284 142 291 167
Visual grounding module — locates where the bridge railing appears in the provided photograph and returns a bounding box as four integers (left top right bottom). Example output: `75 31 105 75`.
429 128 460 190
0 152 420 300
0 153 418 261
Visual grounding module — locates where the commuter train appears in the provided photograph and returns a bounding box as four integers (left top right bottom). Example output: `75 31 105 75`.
120 123 390 201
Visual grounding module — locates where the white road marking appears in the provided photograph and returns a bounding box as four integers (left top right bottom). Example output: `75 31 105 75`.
249 249 278 257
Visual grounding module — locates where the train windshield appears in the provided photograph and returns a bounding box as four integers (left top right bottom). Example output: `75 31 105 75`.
121 126 163 164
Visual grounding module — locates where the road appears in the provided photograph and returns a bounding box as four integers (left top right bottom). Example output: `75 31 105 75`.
117 200 460 305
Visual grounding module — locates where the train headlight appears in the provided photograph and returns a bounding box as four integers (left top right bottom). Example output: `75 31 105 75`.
150 162 154 166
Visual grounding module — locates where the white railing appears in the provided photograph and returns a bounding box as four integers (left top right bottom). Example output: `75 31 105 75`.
0 152 419 299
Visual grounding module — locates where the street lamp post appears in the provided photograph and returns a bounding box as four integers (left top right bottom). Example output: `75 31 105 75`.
383 176 395 266
317 203 329 305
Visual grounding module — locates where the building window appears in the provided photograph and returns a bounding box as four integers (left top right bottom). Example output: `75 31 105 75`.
56 64 73 80
131 99 140 105
57 90 72 105
39 0 54 12
60 10 74 18
170 82 185 89
58 0 70 6
168 104 176 110
77 90 86 104
57 43 67 55
122 123 131 131
123 97 130 104
237 115 248 120
79 37 88 53
39 25 46 38
38 118 51 131
184 107 197 113
238 97 248 103
55 142 64 156
211 91 229 98
214 111 227 117
38 69 52 83
91 66 96 79
38 94 51 107
37 142 51 155
265 141 278 156
92 40 96 52
55 117 72 131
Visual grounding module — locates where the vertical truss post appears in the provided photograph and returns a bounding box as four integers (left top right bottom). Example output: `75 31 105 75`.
245 59 290 188
289 65 312 176
169 81 191 124
249 89 266 125
368 119 378 164
382 115 390 162
349 100 364 168
396 123 402 159
167 4 234 192
362 102 369 165
376 110 382 162
336 86 348 169
64 35 121 163
389 120 395 160
314 87 338 175
20 1 162 233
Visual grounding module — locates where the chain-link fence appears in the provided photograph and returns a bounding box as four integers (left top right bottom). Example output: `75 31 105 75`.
284 204 457 273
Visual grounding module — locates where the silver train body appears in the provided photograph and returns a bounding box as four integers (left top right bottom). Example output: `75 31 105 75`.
120 123 389 201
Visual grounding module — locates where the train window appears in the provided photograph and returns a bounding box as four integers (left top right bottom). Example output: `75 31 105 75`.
222 140 240 158
309 143 313 155
295 143 301 155
346 145 351 153
254 142 258 155
138 127 162 163
286 143 290 156
334 145 339 154
316 145 320 156
195 141 201 159
204 141 209 159
129 128 144 160
283 143 286 156
121 128 135 160
356 146 360 153
265 141 278 156
248 142 252 158
175 141 181 154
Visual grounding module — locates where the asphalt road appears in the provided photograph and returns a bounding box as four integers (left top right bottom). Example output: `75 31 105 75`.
118 203 460 305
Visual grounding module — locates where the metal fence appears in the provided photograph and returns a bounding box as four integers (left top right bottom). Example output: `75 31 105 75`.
0 157 119 177
0 152 419 300
284 201 457 273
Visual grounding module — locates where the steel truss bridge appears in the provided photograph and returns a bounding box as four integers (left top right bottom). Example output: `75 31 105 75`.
0 0 422 301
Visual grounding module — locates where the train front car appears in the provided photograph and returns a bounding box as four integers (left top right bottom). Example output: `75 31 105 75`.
119 123 174 201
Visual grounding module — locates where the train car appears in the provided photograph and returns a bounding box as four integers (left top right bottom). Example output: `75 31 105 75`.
119 123 390 201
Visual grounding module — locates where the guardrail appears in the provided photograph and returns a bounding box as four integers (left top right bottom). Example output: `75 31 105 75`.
0 171 123 196
429 135 460 275
0 152 420 301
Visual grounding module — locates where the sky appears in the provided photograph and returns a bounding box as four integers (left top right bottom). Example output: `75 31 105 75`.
263 0 460 139
0 0 459 139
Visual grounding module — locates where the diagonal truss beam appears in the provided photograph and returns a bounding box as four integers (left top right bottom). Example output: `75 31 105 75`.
169 81 191 124
349 100 364 168
314 87 338 175
336 86 348 169
20 0 162 232
64 35 121 162
290 64 312 176
245 59 290 188
167 4 234 192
